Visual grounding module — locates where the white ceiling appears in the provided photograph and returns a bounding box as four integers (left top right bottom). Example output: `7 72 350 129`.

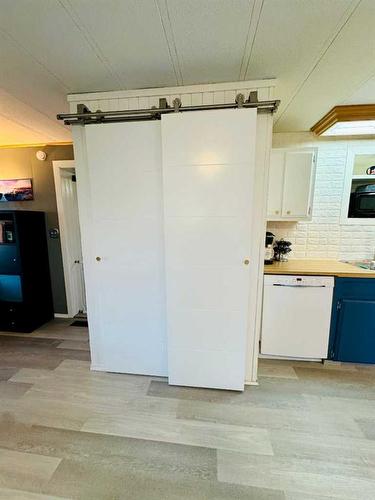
0 0 374 145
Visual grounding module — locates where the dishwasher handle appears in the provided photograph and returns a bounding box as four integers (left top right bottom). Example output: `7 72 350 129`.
272 284 327 288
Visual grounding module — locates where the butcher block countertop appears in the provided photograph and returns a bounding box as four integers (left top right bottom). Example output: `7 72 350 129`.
264 259 375 278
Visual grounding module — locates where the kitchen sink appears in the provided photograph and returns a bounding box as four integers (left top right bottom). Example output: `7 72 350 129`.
342 260 375 271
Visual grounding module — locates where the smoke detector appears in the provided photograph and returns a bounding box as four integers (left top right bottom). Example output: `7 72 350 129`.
36 150 47 161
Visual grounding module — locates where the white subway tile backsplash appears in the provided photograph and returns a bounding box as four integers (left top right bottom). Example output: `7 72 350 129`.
268 135 375 260
295 238 307 245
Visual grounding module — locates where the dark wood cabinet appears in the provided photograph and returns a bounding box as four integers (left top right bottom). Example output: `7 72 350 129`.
0 211 53 332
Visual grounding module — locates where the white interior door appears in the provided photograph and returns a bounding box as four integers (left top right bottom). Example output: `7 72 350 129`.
70 178 87 314
54 161 86 317
84 121 167 376
162 109 257 390
282 151 314 217
59 171 86 314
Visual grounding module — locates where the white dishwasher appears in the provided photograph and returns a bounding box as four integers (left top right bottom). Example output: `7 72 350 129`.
261 274 334 359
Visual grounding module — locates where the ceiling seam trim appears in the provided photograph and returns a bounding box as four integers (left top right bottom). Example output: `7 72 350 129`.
240 0 264 81
0 88 70 134
0 111 61 141
155 0 184 86
0 27 70 93
274 0 362 124
238 0 256 80
57 0 124 88
340 68 375 105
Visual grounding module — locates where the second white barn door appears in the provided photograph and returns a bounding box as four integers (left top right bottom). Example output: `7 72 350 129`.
161 109 257 390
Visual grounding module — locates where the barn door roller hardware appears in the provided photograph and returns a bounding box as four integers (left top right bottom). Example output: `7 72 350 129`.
57 91 280 126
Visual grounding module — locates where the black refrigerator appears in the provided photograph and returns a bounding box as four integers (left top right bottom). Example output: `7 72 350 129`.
0 211 53 332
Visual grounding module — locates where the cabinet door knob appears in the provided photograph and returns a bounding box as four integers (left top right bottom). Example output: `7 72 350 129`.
275 210 279 214
243 259 250 265
286 210 291 215
96 256 101 262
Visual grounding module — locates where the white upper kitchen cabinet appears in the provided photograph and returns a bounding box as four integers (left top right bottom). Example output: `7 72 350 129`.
267 150 284 218
267 149 316 221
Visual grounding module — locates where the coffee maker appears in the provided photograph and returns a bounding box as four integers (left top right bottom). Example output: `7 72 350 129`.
265 232 275 265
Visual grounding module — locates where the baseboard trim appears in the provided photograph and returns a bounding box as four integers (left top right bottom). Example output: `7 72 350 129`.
54 313 71 319
245 380 259 386
259 353 322 362
90 364 104 372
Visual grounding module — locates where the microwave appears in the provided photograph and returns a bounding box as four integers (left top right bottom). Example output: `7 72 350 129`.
349 184 375 218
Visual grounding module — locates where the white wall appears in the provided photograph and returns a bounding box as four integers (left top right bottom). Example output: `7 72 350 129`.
268 132 375 261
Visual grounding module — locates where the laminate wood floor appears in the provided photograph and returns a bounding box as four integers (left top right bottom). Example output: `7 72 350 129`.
0 319 374 499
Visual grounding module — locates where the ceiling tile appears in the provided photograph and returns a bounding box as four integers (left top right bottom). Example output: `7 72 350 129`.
166 0 255 84
0 89 71 145
246 0 354 120
275 0 375 131
0 29 69 122
0 0 120 92
0 115 51 145
63 0 177 90
342 75 375 105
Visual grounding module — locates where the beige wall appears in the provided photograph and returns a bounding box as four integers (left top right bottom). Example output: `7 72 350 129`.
0 144 74 313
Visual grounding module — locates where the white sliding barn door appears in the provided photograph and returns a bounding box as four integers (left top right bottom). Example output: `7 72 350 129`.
161 109 257 390
82 122 167 376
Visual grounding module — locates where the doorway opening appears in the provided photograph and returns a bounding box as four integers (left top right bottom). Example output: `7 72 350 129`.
53 160 86 319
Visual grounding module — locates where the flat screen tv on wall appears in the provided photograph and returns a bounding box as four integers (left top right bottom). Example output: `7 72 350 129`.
0 179 33 202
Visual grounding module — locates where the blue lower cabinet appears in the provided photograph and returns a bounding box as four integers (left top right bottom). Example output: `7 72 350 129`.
329 278 375 364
